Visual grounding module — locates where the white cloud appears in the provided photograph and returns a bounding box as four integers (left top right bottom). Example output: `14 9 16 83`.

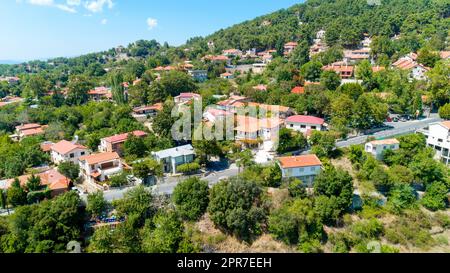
147 18 158 30
66 0 81 6
26 0 77 13
84 0 114 13
101 18 108 25
28 0 54 6
56 4 76 13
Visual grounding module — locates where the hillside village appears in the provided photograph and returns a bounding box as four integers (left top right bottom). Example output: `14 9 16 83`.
0 0 449 254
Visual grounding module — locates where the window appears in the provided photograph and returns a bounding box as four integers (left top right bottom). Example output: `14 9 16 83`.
299 167 304 173
438 139 443 142
311 126 317 130
81 151 85 156
70 153 75 158
290 124 294 128
301 125 306 129
311 167 316 172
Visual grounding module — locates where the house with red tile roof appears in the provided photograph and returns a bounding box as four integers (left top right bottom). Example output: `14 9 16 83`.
88 87 112 101
284 42 298 56
79 152 123 184
277 154 323 186
132 103 163 119
216 95 250 112
220 72 234 79
12 123 47 141
222 49 242 57
50 140 89 165
365 139 400 160
0 169 72 197
174 92 201 105
322 64 354 79
234 115 285 141
343 48 371 63
98 131 147 156
286 115 326 134
203 108 233 123
392 54 430 80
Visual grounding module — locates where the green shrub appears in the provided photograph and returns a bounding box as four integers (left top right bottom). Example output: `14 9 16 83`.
176 162 201 174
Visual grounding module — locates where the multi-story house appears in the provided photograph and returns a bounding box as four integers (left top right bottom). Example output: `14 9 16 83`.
51 140 89 165
423 121 450 165
79 152 123 184
152 145 196 174
98 131 147 156
277 154 323 186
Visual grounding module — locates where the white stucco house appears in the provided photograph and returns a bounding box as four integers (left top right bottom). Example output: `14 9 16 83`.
422 121 450 165
79 152 124 184
277 154 323 187
50 140 90 165
285 115 326 134
365 139 400 160
152 145 196 174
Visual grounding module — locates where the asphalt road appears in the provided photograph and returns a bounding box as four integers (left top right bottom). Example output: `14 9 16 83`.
336 115 441 148
82 164 240 202
82 115 442 203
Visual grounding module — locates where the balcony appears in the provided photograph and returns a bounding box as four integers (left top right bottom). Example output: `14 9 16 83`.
100 166 123 177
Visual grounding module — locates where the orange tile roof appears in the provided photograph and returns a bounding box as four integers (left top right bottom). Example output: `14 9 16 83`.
440 51 450 59
16 123 42 131
21 127 45 136
51 140 87 155
372 66 386 73
79 152 120 165
291 86 305 94
368 139 400 146
278 155 322 169
102 131 147 144
8 169 70 191
440 121 450 129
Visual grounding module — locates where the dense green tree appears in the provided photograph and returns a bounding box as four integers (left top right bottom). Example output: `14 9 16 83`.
438 103 450 120
172 177 209 221
110 71 127 104
123 133 148 159
277 128 308 154
269 198 323 251
310 131 336 158
141 211 194 253
288 178 307 199
132 159 163 182
58 162 80 182
66 75 93 106
421 182 449 211
6 179 27 207
289 41 310 69
300 61 323 82
320 70 341 91
208 177 266 241
86 191 108 218
113 186 154 227
26 174 41 192
314 166 354 214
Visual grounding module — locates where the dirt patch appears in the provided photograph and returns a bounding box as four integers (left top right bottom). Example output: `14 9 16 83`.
195 214 294 253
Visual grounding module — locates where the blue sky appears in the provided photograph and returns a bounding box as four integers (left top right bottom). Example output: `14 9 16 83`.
1 0 302 61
